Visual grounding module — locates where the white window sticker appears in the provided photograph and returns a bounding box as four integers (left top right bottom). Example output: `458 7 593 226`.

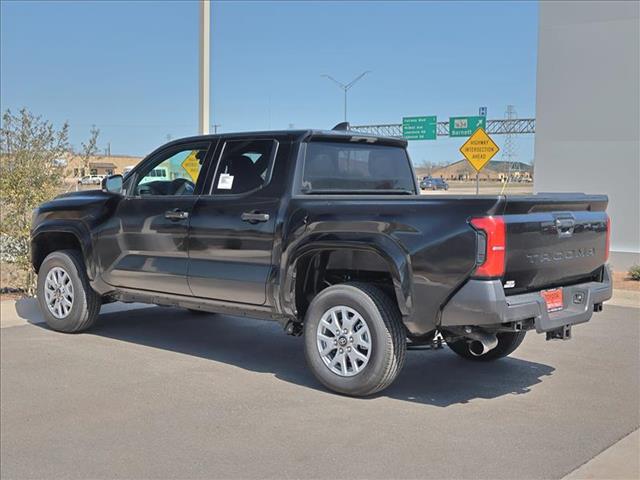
217 173 234 190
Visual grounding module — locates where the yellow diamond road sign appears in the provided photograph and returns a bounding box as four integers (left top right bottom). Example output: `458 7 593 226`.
181 151 200 181
459 128 500 172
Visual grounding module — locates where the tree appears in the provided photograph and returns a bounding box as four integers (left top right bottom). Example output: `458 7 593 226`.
79 124 100 176
0 109 70 292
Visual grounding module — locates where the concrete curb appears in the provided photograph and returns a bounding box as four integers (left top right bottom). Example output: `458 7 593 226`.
0 298 152 329
607 289 640 309
563 429 639 479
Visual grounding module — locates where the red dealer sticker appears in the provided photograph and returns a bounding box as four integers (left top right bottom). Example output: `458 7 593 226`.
541 288 564 313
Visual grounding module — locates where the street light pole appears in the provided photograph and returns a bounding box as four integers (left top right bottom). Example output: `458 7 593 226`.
321 71 371 122
199 0 210 135
344 89 347 122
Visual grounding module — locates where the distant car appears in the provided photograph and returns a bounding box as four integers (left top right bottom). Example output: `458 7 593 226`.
420 177 449 190
77 175 104 185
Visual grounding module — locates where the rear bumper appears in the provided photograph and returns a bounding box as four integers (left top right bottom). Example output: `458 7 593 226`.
440 266 613 333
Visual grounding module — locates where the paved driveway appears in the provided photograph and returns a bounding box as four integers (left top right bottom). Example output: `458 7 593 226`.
1 303 638 479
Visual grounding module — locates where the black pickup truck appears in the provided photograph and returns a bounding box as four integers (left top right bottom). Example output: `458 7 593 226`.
31 126 612 396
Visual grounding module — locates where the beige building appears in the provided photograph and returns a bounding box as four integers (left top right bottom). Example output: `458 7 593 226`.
64 154 142 179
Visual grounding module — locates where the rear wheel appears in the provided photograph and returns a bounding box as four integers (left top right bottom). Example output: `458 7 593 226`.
37 250 101 333
447 331 527 361
303 283 406 397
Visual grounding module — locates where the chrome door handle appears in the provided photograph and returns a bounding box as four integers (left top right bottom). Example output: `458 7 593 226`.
241 211 270 223
164 209 189 221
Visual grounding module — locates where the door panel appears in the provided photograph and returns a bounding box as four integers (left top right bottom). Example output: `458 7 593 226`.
97 141 214 295
99 197 196 295
187 196 278 304
187 137 288 305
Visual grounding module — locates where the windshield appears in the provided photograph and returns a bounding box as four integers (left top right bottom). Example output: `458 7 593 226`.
302 141 415 194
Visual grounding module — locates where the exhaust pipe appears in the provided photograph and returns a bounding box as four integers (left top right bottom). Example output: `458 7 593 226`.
466 331 498 356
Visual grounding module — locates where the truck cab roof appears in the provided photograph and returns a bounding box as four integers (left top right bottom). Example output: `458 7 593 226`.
158 128 408 149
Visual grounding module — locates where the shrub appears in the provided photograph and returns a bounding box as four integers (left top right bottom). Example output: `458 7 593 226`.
629 265 640 281
0 109 100 294
0 109 71 293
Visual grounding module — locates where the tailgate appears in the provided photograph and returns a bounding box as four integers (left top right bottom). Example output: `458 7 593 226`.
501 194 608 294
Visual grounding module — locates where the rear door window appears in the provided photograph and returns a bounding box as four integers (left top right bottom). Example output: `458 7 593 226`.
302 141 415 194
210 139 277 195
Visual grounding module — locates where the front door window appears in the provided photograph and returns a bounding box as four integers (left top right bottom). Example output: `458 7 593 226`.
135 147 208 196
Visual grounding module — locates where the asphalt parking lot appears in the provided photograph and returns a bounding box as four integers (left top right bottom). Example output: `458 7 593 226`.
1 303 638 479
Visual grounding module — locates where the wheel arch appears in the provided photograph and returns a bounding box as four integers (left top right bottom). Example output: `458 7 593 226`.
31 223 94 278
280 238 413 320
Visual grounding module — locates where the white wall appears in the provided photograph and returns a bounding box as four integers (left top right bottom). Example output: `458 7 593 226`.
534 1 640 270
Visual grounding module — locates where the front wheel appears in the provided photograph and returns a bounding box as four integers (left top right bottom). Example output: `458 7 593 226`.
303 283 406 397
446 331 527 361
37 250 101 333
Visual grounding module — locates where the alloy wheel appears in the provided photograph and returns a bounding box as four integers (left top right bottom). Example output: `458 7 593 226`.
44 267 74 319
316 305 372 377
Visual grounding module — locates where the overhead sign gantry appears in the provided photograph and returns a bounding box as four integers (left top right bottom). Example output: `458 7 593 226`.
351 118 535 138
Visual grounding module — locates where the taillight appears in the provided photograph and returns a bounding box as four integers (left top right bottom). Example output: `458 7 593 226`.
470 216 506 278
605 215 611 262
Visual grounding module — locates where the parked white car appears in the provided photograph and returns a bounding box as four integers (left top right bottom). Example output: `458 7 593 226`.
138 168 169 185
77 175 104 185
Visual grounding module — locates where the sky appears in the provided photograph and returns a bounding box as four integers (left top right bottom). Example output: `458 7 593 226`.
1 0 538 165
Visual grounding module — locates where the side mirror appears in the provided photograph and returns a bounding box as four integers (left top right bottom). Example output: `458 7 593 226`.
102 174 123 195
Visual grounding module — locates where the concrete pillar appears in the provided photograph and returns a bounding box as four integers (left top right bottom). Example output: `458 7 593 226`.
534 1 640 270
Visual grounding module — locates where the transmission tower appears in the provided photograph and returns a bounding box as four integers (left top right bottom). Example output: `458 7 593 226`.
502 105 518 181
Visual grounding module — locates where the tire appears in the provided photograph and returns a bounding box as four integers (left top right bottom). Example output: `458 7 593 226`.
303 282 406 397
447 331 527 361
37 250 101 333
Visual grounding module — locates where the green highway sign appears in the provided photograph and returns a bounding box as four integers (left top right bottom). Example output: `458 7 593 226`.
402 116 437 140
449 116 486 137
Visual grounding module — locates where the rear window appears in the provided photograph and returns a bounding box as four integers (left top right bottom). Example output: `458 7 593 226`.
302 141 415 194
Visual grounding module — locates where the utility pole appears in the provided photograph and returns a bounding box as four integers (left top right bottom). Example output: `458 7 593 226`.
321 71 371 122
199 0 210 135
